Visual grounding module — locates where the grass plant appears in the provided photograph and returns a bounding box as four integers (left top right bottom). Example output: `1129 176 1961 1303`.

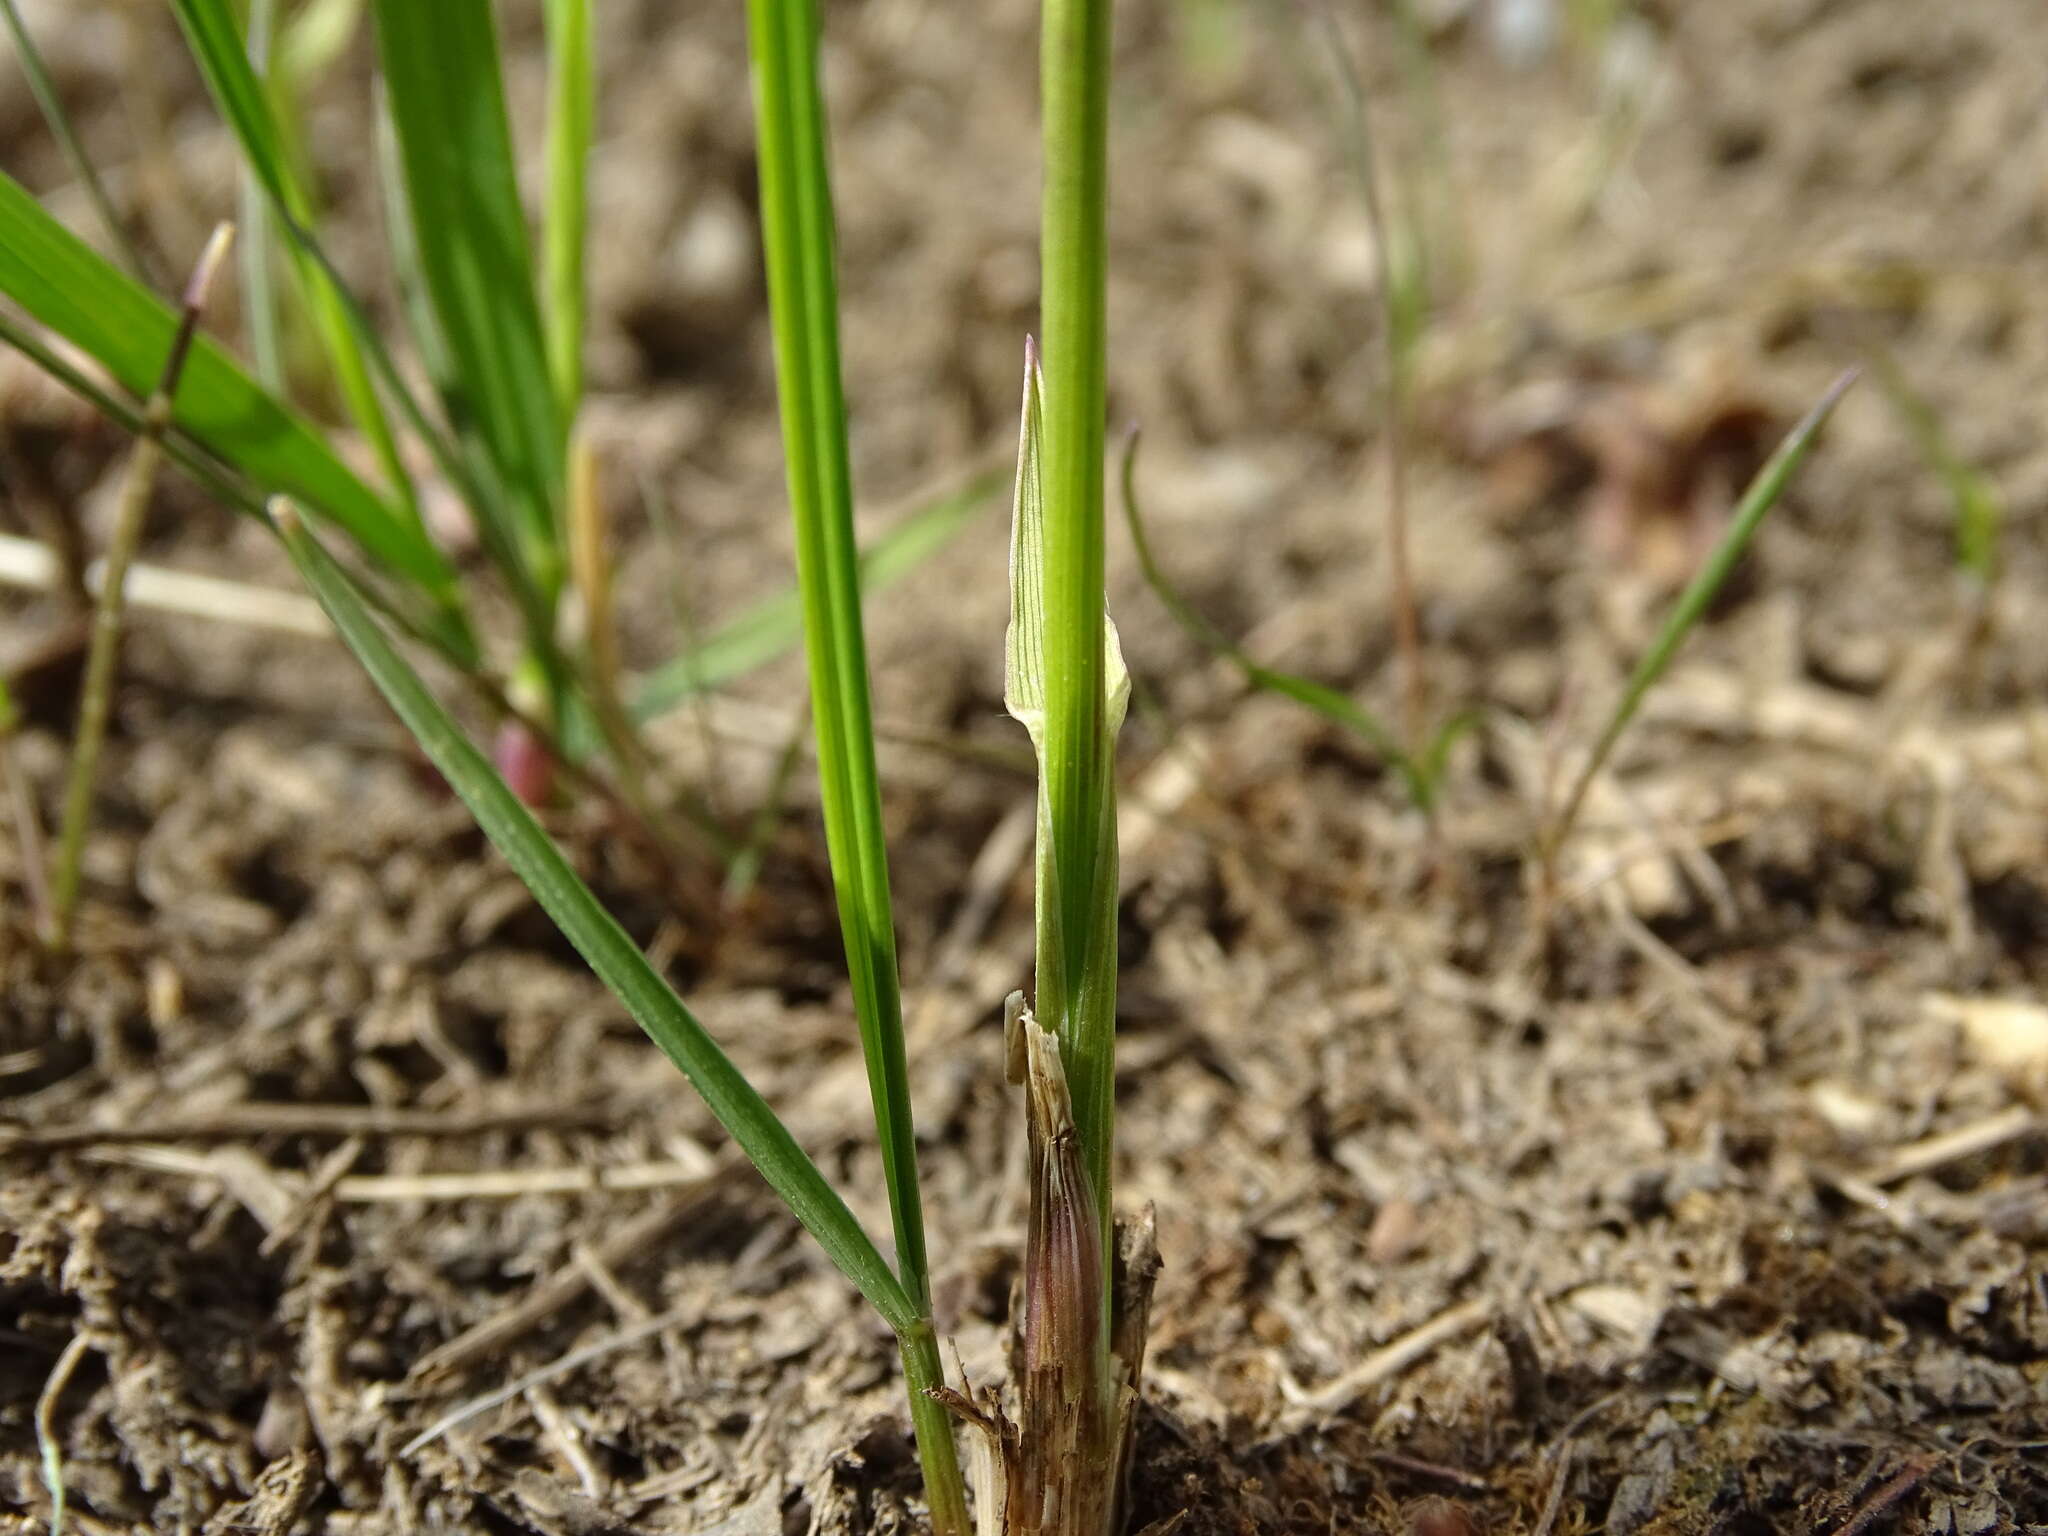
0 0 1132 1524
265 0 1135 1518
0 0 992 868
1120 429 1470 813
1538 369 1858 888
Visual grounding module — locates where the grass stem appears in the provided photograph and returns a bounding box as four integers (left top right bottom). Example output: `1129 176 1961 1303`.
1040 0 1119 1245
47 223 234 953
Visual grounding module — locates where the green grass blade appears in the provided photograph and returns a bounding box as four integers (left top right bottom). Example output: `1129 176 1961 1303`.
1116 432 1440 806
1039 0 1119 1226
274 503 921 1337
1871 353 2002 588
1550 368 1857 850
746 0 928 1312
0 309 258 515
0 171 458 607
173 0 420 523
630 469 1000 722
0 0 150 283
372 0 565 598
745 9 967 1522
543 0 594 422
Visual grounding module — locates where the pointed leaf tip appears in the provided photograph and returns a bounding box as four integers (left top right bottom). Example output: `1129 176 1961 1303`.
1004 342 1048 737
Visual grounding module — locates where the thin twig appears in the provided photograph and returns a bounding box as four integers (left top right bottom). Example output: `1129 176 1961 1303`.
334 1159 714 1204
1864 1105 2039 1186
400 1304 696 1456
407 1162 737 1383
1530 1440 1573 1536
564 437 696 874
73 1144 716 1209
1367 1449 1492 1494
1277 1297 1491 1425
0 532 328 636
1831 1456 1938 1536
258 1136 366 1258
527 1383 605 1499
47 224 234 952
1 1100 609 1151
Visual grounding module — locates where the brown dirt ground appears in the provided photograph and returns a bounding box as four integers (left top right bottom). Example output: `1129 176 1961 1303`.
2 0 2046 1531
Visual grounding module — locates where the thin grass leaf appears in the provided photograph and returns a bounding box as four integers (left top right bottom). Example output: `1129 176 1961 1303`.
1872 354 2002 589
745 6 966 1521
1005 345 1131 1013
745 0 927 1343
1413 708 1482 802
1549 368 1857 852
629 469 1001 721
373 0 565 597
0 307 478 686
1117 431 1445 808
273 502 921 1337
0 0 150 282
172 0 421 528
0 171 460 612
0 309 261 517
543 0 594 421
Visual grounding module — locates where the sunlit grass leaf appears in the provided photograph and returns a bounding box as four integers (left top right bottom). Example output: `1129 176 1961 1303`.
0 172 455 603
274 503 920 1337
372 0 564 594
277 0 363 83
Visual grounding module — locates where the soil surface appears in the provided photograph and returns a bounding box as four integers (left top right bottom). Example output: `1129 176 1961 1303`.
3 1 2045 1532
